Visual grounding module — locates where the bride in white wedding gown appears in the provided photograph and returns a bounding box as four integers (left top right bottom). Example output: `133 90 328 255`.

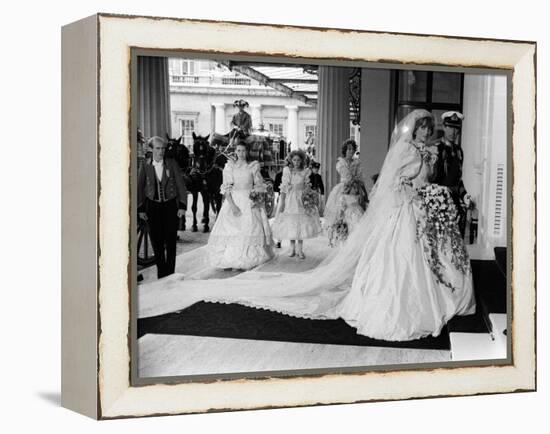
139 109 476 341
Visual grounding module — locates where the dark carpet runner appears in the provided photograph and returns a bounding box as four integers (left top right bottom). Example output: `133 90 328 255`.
138 301 451 350
138 259 505 350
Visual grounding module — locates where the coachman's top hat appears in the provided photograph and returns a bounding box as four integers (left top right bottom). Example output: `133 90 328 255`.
233 99 249 108
441 111 464 128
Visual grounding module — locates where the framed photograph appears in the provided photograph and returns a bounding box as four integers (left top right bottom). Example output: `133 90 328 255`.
61 13 536 419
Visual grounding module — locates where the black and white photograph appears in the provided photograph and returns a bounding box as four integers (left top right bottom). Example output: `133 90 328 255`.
133 54 510 380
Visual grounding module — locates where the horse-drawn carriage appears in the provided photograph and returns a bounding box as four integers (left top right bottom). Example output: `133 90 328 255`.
137 129 279 267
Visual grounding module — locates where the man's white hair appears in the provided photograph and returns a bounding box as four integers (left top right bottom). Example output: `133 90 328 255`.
147 136 166 148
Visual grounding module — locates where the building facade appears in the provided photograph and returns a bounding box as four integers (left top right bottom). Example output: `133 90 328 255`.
168 58 323 150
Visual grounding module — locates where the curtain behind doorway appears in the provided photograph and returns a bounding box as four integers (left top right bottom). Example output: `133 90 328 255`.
137 56 172 141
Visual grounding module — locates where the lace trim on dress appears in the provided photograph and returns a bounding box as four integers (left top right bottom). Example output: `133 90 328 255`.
208 234 274 247
208 244 274 270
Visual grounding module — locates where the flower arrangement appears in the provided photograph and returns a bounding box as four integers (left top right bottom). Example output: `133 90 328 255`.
460 193 476 211
302 186 320 215
415 183 471 292
327 208 349 247
220 182 234 195
420 148 438 166
249 190 266 208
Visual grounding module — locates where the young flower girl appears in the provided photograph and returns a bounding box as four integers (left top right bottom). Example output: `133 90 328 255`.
207 143 274 269
271 150 322 259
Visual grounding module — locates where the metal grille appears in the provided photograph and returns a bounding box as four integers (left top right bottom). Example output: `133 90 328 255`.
493 163 505 237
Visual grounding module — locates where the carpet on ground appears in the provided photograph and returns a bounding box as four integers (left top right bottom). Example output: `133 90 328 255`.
138 259 506 350
138 301 452 350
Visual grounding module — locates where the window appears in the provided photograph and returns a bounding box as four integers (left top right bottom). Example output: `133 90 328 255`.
350 124 359 138
268 122 284 137
199 60 215 72
393 70 463 134
304 124 317 138
168 59 196 77
181 60 195 76
350 124 360 146
168 58 181 76
179 119 195 147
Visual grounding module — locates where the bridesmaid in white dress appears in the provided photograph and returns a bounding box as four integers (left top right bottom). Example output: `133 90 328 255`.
207 143 274 270
271 150 322 259
324 139 368 240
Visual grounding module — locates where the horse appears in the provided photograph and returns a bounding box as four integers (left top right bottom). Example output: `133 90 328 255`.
188 133 224 233
165 134 192 231
165 133 191 175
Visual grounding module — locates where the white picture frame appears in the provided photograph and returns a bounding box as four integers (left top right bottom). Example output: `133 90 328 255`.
61 13 536 419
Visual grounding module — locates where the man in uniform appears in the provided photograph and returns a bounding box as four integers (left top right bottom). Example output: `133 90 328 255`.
229 99 253 146
432 111 471 237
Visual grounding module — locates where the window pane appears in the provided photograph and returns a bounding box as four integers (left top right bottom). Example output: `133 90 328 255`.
305 125 316 135
181 119 195 147
396 105 416 124
268 123 283 136
432 72 462 103
200 60 213 71
398 70 428 102
431 109 447 141
168 58 181 76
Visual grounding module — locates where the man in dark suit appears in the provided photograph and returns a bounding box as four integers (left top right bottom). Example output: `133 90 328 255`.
138 136 188 279
432 111 469 237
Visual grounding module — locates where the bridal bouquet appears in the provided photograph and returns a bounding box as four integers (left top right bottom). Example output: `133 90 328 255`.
302 186 320 215
249 190 266 208
415 184 470 291
327 209 349 247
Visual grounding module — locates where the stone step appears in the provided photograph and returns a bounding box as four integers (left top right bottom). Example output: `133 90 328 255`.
449 313 507 361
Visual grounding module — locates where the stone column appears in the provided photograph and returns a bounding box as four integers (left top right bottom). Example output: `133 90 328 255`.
317 66 351 193
285 105 299 150
250 104 262 131
212 102 226 134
